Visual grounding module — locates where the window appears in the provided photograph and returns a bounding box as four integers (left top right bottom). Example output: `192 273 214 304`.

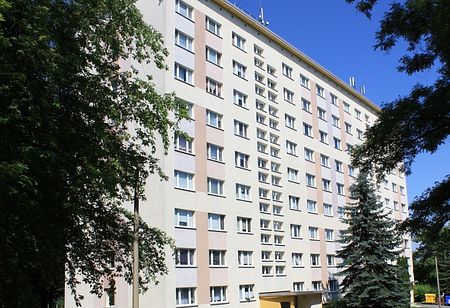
332 115 340 127
274 234 284 244
176 287 196 306
319 130 328 144
260 233 271 244
292 253 303 266
260 219 270 230
385 198 390 208
233 89 247 107
349 165 355 177
256 99 266 111
335 160 343 172
328 280 339 291
256 113 266 124
312 281 322 291
175 30 193 51
235 151 249 169
316 85 324 97
338 206 344 218
207 143 223 161
257 142 267 154
284 88 294 102
206 77 222 96
274 251 284 262
327 255 335 266
309 227 319 239
355 108 362 119
269 105 278 117
267 79 277 90
268 91 277 102
239 285 254 301
333 137 341 150
206 46 221 65
275 265 285 275
289 196 300 210
324 203 333 216
306 174 316 187
400 186 405 195
301 98 311 112
254 44 263 56
258 157 268 169
174 170 194 190
234 120 248 138
208 213 225 231
286 140 297 155
273 220 283 231
262 265 272 275
320 154 329 167
394 201 399 211
254 57 264 68
344 102 350 113
236 184 250 201
255 85 265 96
257 128 266 140
300 74 310 88
258 173 268 184
345 122 352 134
392 183 398 192
261 250 271 261
282 63 292 78
271 162 281 173
273 205 282 216
270 133 278 144
206 17 221 35
304 148 314 161
318 107 326 120
210 286 227 303
272 175 281 186
310 254 320 266
206 110 222 128
209 250 226 266
293 282 304 292
238 251 253 266
291 224 302 238
285 114 296 129
322 179 331 192
269 119 279 130
254 72 264 83
303 123 313 137
267 65 276 76
272 191 282 202
237 217 251 233
357 129 364 140
175 0 193 19
174 209 194 227
307 200 317 213
233 60 247 78
337 183 345 195
174 63 193 84
174 134 193 153
208 178 224 196
270 146 279 158
325 229 334 241
175 248 195 266
287 168 299 182
330 93 338 105
232 32 246 50
402 203 407 213
260 202 269 213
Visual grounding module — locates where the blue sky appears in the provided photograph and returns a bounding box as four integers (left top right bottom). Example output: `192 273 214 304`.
232 0 449 203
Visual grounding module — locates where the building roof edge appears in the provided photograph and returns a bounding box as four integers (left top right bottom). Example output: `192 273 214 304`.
209 0 381 113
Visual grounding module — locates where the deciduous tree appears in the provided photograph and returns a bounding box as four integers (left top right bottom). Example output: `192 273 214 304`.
0 0 186 307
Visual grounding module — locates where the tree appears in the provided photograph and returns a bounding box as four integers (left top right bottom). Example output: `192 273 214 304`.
347 0 450 240
0 0 187 307
337 172 410 308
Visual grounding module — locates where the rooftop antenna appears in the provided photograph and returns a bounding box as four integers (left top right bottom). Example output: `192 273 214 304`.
258 0 269 26
349 76 355 88
360 85 366 95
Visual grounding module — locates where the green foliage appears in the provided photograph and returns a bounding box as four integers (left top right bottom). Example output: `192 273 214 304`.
0 0 186 307
337 172 410 308
413 284 437 303
348 0 450 244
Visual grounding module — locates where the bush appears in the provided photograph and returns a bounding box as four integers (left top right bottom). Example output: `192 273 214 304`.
324 299 347 308
414 283 437 302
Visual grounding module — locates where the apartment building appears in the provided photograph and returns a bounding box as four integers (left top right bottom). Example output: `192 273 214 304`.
65 0 413 307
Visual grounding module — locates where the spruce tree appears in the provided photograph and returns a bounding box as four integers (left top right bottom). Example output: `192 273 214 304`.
337 172 410 308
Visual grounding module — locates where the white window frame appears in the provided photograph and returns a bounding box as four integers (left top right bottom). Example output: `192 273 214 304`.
176 287 196 306
174 63 193 84
232 32 246 50
237 216 251 233
206 17 221 36
207 143 223 162
174 170 194 190
307 200 317 213
174 208 194 228
207 177 224 196
206 109 222 128
175 29 193 51
175 248 195 266
175 0 193 20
